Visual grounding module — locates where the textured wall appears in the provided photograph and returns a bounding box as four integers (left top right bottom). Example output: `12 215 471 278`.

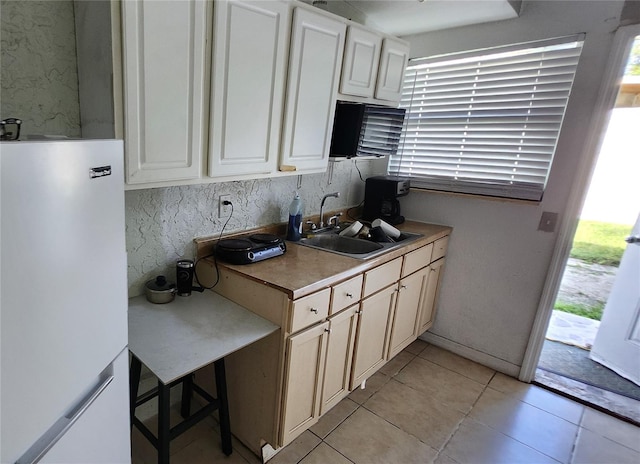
0 0 81 137
126 158 386 297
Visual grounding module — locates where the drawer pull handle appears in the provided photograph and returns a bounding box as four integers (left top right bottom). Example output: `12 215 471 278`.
310 307 318 314
346 292 353 298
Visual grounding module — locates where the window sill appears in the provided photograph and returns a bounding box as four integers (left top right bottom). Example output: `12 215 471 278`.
410 186 542 206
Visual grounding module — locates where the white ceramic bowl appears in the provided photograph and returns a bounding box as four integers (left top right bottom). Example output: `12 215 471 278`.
339 221 363 237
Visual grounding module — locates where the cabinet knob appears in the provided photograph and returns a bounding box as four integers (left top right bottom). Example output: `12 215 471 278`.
310 307 318 314
400 284 407 290
356 310 362 315
324 328 331 333
346 292 353 298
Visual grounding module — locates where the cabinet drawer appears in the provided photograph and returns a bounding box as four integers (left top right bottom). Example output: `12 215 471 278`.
402 243 434 278
290 288 331 333
432 236 449 262
330 274 363 315
363 257 402 297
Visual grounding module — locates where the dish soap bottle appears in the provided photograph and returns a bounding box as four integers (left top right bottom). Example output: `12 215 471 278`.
286 192 303 241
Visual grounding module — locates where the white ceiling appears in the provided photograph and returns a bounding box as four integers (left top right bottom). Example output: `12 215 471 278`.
303 0 521 37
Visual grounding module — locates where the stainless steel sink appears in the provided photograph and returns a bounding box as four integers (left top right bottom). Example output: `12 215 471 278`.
297 230 423 260
301 234 384 254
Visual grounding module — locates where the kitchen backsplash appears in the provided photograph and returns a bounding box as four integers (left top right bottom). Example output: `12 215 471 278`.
126 158 386 297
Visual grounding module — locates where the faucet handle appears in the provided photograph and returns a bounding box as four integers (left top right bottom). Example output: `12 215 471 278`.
305 220 317 231
328 213 342 227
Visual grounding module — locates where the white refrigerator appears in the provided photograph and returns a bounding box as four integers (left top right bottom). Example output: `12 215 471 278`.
1 140 131 463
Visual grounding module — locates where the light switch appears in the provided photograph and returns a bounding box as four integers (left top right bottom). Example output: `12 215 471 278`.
538 211 558 232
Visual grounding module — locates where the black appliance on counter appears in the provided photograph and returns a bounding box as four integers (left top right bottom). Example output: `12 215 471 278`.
215 234 286 265
329 101 405 158
362 175 410 225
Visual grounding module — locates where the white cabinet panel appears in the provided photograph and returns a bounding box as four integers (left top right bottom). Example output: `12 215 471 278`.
122 0 209 184
209 0 290 177
417 258 446 334
280 321 329 445
375 37 409 102
351 284 397 388
280 7 346 172
388 270 426 358
340 26 382 98
321 305 358 414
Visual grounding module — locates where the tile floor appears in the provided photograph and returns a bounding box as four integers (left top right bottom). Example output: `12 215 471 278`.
131 340 640 464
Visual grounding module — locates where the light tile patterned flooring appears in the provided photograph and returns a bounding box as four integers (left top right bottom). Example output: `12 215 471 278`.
131 340 640 463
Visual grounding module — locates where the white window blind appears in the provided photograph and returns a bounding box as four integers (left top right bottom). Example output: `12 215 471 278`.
390 35 584 201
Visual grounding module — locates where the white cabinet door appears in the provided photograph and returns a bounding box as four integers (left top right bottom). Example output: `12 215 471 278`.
351 284 397 389
388 269 426 359
280 7 346 172
122 0 209 184
340 26 382 98
321 305 359 414
416 258 446 335
375 37 409 103
209 0 290 177
280 321 329 446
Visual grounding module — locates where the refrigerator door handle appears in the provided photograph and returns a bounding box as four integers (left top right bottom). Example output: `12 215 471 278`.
15 371 115 464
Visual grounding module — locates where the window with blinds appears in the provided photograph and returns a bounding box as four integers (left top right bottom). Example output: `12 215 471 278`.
389 35 584 201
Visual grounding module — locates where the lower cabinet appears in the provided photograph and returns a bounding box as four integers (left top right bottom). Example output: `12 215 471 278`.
206 232 450 456
281 304 359 445
416 257 446 334
280 321 329 445
320 305 359 414
388 267 428 359
350 284 397 389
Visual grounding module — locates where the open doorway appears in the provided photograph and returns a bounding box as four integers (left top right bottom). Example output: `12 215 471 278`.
534 33 640 422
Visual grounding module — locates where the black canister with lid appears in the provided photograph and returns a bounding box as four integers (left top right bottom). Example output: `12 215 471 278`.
176 259 195 296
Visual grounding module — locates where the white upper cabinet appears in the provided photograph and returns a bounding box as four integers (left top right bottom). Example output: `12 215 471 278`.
208 1 290 177
338 27 409 105
118 1 407 187
280 7 346 172
121 1 209 185
340 26 382 98
375 37 410 102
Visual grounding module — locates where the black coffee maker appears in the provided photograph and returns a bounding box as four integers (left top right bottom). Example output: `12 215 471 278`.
362 175 410 225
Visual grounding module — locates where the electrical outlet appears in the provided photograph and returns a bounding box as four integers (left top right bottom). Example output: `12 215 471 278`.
219 195 232 218
538 211 558 232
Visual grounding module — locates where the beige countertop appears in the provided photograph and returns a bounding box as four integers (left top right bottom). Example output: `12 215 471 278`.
197 221 451 300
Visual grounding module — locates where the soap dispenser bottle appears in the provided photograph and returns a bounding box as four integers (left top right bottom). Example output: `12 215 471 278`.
286 192 303 241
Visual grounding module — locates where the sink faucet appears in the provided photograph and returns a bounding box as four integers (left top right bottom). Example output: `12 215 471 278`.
319 192 340 228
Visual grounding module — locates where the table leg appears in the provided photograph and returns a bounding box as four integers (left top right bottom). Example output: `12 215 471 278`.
158 381 171 464
129 355 142 430
181 374 193 419
214 359 232 456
